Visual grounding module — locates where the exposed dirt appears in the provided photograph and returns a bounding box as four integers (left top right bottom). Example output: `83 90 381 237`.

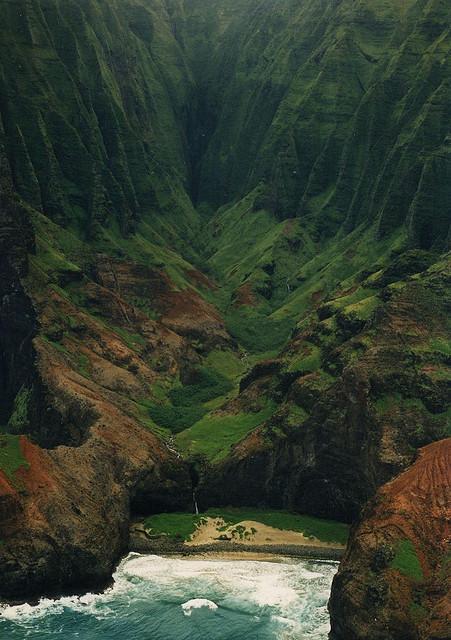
184 268 217 291
93 256 231 350
233 283 258 307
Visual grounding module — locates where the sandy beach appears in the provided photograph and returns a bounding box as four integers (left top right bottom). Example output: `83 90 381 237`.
129 517 346 561
185 517 344 548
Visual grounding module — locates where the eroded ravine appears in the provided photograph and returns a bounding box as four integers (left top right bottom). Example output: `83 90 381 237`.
0 2 449 638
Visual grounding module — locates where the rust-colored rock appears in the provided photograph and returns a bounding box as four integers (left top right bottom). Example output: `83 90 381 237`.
329 438 451 640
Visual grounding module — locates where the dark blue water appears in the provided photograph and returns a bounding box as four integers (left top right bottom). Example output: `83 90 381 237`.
0 554 337 639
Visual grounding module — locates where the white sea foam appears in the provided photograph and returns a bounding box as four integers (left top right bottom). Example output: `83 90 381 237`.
0 592 114 624
181 598 218 616
0 553 338 639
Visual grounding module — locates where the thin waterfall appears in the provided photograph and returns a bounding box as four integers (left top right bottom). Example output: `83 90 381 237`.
193 491 199 515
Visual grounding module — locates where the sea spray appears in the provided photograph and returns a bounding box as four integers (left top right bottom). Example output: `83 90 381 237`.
0 554 337 639
181 598 218 615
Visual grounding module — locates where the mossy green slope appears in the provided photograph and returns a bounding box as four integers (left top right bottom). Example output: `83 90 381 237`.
2 0 449 253
0 0 449 494
180 0 450 253
0 0 198 243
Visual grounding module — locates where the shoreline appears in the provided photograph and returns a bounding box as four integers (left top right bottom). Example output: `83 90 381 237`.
128 535 345 561
0 540 343 608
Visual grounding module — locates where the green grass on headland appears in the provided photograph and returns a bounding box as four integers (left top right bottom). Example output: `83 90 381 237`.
390 539 424 581
144 507 350 544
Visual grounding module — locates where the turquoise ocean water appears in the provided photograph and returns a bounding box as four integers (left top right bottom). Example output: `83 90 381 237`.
0 553 337 639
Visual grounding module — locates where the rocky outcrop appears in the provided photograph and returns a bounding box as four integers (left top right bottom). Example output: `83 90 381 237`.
328 438 451 640
0 192 196 601
0 333 192 599
0 428 190 600
198 258 451 520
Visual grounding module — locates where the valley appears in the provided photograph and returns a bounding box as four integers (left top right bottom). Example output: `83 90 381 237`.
0 1 449 638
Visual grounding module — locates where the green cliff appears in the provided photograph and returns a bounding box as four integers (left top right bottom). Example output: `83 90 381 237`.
0 1 449 635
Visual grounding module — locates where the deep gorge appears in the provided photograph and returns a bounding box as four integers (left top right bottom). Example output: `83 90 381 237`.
0 1 449 638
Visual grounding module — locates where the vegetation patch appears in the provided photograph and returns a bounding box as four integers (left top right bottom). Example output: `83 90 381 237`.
430 337 451 357
7 387 31 434
0 434 30 483
286 344 321 374
205 350 246 382
42 335 70 355
409 602 428 623
327 287 375 312
148 404 207 434
169 367 233 406
73 353 91 379
176 402 276 462
285 404 309 427
110 325 147 350
144 512 204 541
374 394 423 414
33 233 82 277
342 295 380 322
390 539 424 581
226 308 294 353
148 366 234 433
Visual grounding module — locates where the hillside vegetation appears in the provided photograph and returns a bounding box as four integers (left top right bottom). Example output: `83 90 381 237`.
0 3 449 629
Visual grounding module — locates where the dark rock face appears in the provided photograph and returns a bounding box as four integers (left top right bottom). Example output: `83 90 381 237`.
197 371 386 521
0 426 191 601
0 175 36 426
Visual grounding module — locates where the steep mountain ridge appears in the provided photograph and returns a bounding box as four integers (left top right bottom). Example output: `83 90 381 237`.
0 1 449 635
0 0 198 239
2 0 450 249
175 0 451 248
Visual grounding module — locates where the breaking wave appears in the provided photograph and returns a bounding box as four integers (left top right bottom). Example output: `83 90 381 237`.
0 553 337 639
